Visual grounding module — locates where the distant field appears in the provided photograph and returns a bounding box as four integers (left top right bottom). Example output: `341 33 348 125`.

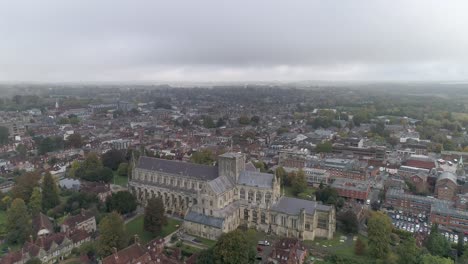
452 112 468 121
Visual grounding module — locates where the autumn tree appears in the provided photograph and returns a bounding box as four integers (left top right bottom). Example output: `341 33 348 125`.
41 172 60 211
144 197 167 235
98 212 128 257
354 237 366 256
6 198 32 244
368 211 392 259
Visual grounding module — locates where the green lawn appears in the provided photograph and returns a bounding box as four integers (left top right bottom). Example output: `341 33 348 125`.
125 215 182 244
192 235 217 247
113 172 129 187
283 186 316 199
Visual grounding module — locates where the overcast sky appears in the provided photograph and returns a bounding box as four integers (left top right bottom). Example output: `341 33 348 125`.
1 0 468 83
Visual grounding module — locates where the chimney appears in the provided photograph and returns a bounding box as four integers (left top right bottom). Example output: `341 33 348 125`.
113 247 118 259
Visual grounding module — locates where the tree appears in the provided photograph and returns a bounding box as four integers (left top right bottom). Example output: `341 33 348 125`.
98 212 128 257
29 187 42 215
83 167 114 183
144 197 167 235
202 116 216 128
250 116 260 125
238 116 250 125
106 191 137 214
419 254 454 264
16 143 27 158
316 141 333 153
354 237 366 256
337 210 359 234
425 224 450 257
190 149 215 165
12 172 41 203
196 248 214 264
6 198 31 244
396 237 420 264
0 126 9 145
275 167 287 185
368 211 392 259
102 149 125 170
117 162 129 177
41 173 60 211
253 161 267 172
291 170 307 195
212 230 256 264
66 133 83 148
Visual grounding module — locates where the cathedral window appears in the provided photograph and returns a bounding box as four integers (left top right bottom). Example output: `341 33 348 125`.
292 219 297 229
281 216 287 227
210 200 213 206
248 190 254 203
244 209 249 220
261 212 266 224
256 192 262 204
265 192 272 204
252 210 258 223
240 188 245 199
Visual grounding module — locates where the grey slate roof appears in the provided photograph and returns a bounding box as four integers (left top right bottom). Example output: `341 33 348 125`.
208 176 234 194
136 156 218 181
184 211 224 229
270 197 332 215
238 171 274 188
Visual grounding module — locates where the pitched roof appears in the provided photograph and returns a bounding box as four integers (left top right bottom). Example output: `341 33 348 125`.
32 212 54 236
63 210 95 229
270 197 332 215
207 176 234 194
184 211 224 229
136 156 218 181
238 171 274 188
102 243 146 264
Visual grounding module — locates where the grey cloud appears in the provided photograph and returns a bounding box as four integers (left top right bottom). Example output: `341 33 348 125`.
0 0 467 82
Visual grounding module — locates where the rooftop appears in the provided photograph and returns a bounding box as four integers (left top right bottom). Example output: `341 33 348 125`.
270 197 332 215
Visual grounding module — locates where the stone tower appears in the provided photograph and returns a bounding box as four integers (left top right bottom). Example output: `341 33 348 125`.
218 152 245 183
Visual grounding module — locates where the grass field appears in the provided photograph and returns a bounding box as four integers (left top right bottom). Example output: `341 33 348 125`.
125 215 181 244
283 186 316 199
113 172 129 187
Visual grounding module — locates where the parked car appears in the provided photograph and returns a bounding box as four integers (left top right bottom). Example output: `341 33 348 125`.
258 240 271 246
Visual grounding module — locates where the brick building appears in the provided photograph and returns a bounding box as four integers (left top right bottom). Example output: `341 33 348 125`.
331 178 370 201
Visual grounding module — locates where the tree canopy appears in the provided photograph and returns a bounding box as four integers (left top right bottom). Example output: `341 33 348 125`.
212 230 256 264
106 191 137 215
41 172 60 211
368 211 392 259
98 212 128 257
102 149 126 170
190 149 215 165
6 198 32 244
144 197 167 236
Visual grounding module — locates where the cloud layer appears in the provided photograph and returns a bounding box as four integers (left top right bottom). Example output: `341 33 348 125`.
1 0 468 82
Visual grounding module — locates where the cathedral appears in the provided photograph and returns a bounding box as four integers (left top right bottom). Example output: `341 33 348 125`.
129 152 335 240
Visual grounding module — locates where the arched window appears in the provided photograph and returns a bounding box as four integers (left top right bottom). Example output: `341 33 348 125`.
244 209 249 220
256 192 263 204
248 190 254 203
265 192 272 205
252 210 258 223
261 212 266 224
240 188 245 199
